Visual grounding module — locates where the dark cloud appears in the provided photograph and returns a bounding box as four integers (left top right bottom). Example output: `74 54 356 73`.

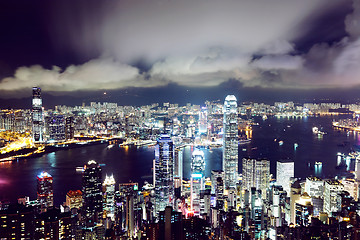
1 0 360 98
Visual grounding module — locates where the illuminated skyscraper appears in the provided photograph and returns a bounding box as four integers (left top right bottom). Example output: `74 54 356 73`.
82 160 103 226
65 116 74 140
223 95 238 189
191 149 205 215
154 134 174 215
242 158 270 199
276 160 294 196
45 114 65 142
323 180 344 216
37 171 53 213
198 107 208 134
32 87 43 143
103 174 116 220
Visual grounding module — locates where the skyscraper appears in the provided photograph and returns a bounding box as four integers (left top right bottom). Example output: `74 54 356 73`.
276 160 294 196
32 87 43 143
82 160 103 226
223 95 238 189
323 180 344 216
45 114 65 142
154 134 174 215
190 149 205 215
103 175 116 221
242 158 270 199
65 116 74 140
37 171 53 213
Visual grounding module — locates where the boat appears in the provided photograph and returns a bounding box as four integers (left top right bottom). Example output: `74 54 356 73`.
279 141 284 146
312 126 326 135
262 115 268 120
312 127 319 134
107 144 114 149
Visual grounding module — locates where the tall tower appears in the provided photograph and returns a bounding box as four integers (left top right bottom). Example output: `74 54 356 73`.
37 171 53 213
103 175 116 221
191 149 205 215
223 95 238 189
154 134 174 215
32 87 43 143
82 160 103 226
276 160 294 196
242 158 270 199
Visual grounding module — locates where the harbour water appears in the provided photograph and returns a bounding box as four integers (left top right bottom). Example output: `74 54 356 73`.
0 115 359 205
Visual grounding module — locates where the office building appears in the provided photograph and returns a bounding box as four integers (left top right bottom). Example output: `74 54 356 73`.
242 158 270 199
174 147 183 196
46 114 65 142
32 87 43 143
323 180 344 216
223 95 238 189
119 182 139 238
65 116 74 140
154 134 174 214
82 160 103 226
305 177 324 198
37 171 53 213
103 175 116 221
65 190 82 209
276 160 294 195
295 193 313 227
190 149 205 215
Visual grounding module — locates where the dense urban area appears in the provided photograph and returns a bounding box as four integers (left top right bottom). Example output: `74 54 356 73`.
1 87 360 239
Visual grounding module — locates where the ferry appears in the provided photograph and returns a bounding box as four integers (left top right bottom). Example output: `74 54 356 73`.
312 127 326 135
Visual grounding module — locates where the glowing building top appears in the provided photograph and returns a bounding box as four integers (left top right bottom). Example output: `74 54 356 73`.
103 174 116 186
191 149 205 177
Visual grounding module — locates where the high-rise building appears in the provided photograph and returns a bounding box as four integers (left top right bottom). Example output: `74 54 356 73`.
154 134 174 214
340 178 358 201
45 114 65 142
119 182 139 238
82 160 103 226
174 147 183 197
103 174 116 220
323 180 344 216
65 190 82 209
65 116 74 140
223 95 238 189
198 107 208 134
305 177 324 198
32 87 43 143
276 160 294 195
37 171 53 213
211 170 224 194
190 149 205 215
295 193 313 227
242 158 270 199
355 156 360 180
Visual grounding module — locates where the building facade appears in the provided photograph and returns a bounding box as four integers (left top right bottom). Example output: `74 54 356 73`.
154 134 174 215
223 95 238 189
32 87 43 143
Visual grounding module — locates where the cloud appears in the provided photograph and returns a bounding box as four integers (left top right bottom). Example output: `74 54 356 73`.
345 0 360 39
252 55 304 70
3 0 360 95
0 59 149 91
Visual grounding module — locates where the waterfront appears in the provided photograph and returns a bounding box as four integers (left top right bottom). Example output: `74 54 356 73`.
0 115 359 205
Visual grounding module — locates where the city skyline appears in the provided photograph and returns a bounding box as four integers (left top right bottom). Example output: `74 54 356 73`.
0 0 359 105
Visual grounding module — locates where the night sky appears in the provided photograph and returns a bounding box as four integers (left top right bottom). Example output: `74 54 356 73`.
0 0 360 106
